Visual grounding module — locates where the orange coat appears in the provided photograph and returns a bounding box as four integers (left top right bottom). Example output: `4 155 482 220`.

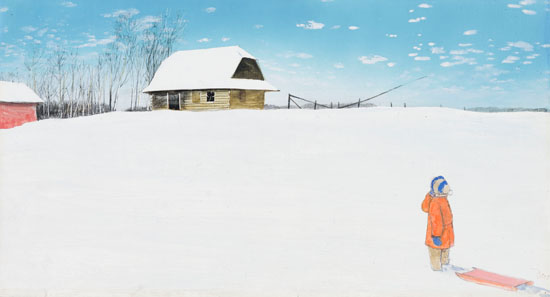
422 193 454 249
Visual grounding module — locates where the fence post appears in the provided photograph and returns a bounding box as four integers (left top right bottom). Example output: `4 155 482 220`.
330 102 333 109
404 103 407 108
391 102 393 108
357 99 361 108
288 94 291 109
338 102 340 109
314 101 317 110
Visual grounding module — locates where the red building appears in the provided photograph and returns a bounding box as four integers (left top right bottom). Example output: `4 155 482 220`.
0 81 43 129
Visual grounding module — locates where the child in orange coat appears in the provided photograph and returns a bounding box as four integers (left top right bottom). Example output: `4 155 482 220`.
422 176 454 271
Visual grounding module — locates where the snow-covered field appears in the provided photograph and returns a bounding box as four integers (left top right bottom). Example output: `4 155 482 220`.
0 108 549 297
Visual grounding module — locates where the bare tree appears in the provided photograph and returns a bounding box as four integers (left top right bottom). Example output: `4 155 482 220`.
142 10 186 87
19 9 185 118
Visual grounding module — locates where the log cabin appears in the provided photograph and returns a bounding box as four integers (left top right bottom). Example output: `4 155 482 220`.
143 46 278 111
0 81 43 129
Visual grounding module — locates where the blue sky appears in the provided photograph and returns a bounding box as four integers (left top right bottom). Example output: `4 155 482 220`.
0 0 549 108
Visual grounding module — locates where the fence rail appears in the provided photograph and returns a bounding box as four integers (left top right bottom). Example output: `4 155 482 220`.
286 76 428 110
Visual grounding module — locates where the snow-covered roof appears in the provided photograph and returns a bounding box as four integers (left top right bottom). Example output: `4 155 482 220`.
0 81 44 104
143 46 278 93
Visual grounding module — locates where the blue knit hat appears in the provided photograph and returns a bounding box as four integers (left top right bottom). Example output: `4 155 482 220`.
430 176 450 196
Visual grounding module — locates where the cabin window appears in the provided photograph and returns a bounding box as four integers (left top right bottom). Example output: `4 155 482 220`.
207 91 215 102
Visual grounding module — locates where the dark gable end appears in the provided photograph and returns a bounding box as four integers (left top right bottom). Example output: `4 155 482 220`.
231 58 265 80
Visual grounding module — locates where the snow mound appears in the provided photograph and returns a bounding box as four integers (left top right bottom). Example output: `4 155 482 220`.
0 108 548 297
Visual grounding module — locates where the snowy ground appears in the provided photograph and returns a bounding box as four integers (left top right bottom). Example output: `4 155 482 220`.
0 108 549 297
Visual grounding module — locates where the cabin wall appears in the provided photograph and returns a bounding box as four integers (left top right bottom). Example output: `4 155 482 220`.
149 89 265 111
229 90 265 109
180 90 230 110
151 93 168 109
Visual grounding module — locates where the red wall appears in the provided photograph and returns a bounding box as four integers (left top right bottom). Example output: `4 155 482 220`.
0 102 38 129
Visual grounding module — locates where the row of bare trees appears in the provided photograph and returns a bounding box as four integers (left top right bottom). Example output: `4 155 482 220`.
0 10 185 119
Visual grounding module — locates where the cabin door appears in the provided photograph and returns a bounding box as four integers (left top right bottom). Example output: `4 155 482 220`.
168 93 180 110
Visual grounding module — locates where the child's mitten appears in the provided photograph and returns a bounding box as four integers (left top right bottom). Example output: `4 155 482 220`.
432 236 442 246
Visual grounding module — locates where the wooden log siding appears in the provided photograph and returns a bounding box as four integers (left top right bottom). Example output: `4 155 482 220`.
231 58 265 80
176 90 231 110
150 89 265 111
151 93 168 109
229 90 265 109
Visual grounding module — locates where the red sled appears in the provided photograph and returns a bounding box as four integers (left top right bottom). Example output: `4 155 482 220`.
456 267 534 291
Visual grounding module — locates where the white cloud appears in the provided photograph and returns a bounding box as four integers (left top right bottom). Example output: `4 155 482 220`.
418 3 432 8
295 53 313 59
358 55 388 64
414 56 431 61
522 9 536 14
102 8 139 18
296 20 325 30
387 62 396 67
24 35 33 40
408 53 418 57
76 35 115 48
519 0 536 5
463 29 477 35
282 52 313 59
440 56 449 59
205 7 216 13
331 25 341 29
334 63 344 69
409 9 414 13
0 7 8 12
428 42 435 46
431 47 445 54
321 0 334 2
197 38 210 43
508 41 533 51
21 26 37 33
502 55 520 63
440 56 476 67
2 27 8 33
468 48 484 54
413 46 422 51
500 46 512 51
475 64 498 73
61 1 77 8
408 17 427 23
254 24 264 29
542 44 550 48
37 28 48 37
290 63 300 67
348 26 359 30
221 37 230 42
386 34 398 38
459 43 472 47
507 4 522 8
137 16 161 30
450 50 467 55
523 61 532 64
